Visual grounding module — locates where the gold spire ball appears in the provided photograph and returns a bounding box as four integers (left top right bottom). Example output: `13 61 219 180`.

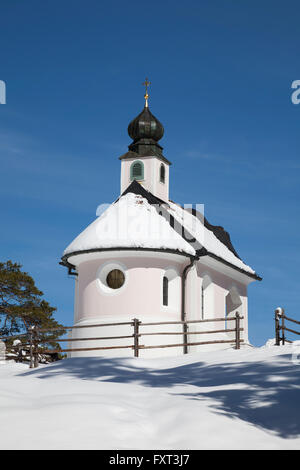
142 77 151 107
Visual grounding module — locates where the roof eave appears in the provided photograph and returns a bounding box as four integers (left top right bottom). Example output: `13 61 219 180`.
199 250 262 281
60 246 193 268
119 152 172 166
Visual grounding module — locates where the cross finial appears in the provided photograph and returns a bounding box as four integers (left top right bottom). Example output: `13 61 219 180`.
142 77 151 107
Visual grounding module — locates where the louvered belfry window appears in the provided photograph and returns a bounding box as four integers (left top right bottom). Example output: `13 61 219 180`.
106 269 125 289
130 161 144 181
163 276 169 306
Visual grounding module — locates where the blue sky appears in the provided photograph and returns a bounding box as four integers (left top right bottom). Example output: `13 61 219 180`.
0 0 299 346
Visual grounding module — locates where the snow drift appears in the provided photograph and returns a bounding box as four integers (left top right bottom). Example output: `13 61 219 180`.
0 344 300 450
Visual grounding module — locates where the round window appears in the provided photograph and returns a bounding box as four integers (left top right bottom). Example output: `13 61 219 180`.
106 269 125 289
97 262 127 294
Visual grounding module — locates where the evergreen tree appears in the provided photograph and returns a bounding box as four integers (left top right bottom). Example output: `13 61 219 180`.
0 260 65 352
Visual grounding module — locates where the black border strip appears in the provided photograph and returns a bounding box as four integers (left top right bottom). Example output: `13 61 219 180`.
60 247 261 281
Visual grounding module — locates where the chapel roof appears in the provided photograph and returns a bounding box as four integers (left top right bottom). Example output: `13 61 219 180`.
128 105 164 143
62 180 261 281
62 188 195 259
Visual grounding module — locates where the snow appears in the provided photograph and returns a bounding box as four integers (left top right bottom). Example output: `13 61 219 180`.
168 201 256 275
63 192 257 277
64 193 195 256
1 345 300 449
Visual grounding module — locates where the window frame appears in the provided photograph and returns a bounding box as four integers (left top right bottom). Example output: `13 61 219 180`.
160 164 165 184
163 276 169 306
97 261 128 295
130 160 144 181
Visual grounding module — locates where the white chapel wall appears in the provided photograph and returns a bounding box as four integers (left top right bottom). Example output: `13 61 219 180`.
186 261 249 352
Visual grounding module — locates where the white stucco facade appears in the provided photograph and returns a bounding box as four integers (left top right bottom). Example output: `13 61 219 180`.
65 249 255 358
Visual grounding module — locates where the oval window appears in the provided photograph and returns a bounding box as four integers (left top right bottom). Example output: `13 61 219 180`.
106 269 125 289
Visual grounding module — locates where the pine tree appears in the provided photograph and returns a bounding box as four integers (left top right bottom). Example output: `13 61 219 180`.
0 260 65 354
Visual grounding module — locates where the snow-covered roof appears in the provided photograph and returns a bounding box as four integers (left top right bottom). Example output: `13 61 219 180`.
167 201 256 276
62 181 260 280
63 192 195 257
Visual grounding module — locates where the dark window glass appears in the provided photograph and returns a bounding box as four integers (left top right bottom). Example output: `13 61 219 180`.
131 162 144 180
160 164 165 183
132 163 141 176
106 269 125 289
163 276 168 306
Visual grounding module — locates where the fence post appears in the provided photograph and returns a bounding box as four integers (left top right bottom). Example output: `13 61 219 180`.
281 308 285 346
275 309 281 346
16 341 23 363
183 321 188 355
133 318 140 358
235 312 240 350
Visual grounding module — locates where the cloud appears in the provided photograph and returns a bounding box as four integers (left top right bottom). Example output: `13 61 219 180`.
0 128 120 213
185 150 221 160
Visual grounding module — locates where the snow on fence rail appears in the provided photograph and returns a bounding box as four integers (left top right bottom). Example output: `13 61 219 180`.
0 313 243 368
275 308 300 345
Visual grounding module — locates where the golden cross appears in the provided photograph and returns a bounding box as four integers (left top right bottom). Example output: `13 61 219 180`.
142 77 151 107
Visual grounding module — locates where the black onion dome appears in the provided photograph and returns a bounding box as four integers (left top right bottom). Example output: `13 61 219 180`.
128 106 164 143
120 104 170 164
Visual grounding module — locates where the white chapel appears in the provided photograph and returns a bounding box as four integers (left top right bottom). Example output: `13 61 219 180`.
60 82 261 357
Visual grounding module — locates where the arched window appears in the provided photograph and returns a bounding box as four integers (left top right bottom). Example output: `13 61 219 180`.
130 161 144 181
163 276 168 306
160 164 165 183
162 269 180 310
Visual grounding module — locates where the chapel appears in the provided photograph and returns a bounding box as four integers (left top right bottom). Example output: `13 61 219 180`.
60 81 261 357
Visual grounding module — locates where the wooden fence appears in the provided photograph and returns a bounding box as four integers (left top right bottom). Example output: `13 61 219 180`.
1 312 243 368
275 308 300 345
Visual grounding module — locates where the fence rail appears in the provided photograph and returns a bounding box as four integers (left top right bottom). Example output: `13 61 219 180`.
275 308 300 345
1 313 244 368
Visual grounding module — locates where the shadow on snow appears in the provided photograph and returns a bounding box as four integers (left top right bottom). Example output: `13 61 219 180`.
19 353 300 439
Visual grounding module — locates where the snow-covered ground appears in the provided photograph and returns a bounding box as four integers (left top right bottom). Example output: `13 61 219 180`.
1 344 300 450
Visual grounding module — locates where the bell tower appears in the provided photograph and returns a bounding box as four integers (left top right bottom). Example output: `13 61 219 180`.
120 79 171 202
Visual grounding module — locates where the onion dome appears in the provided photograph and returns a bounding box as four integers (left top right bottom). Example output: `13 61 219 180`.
128 106 164 143
123 78 169 161
127 104 166 159
119 79 171 164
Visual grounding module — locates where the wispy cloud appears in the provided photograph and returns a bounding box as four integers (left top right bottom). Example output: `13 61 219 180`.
0 128 120 214
0 130 35 156
185 150 221 160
